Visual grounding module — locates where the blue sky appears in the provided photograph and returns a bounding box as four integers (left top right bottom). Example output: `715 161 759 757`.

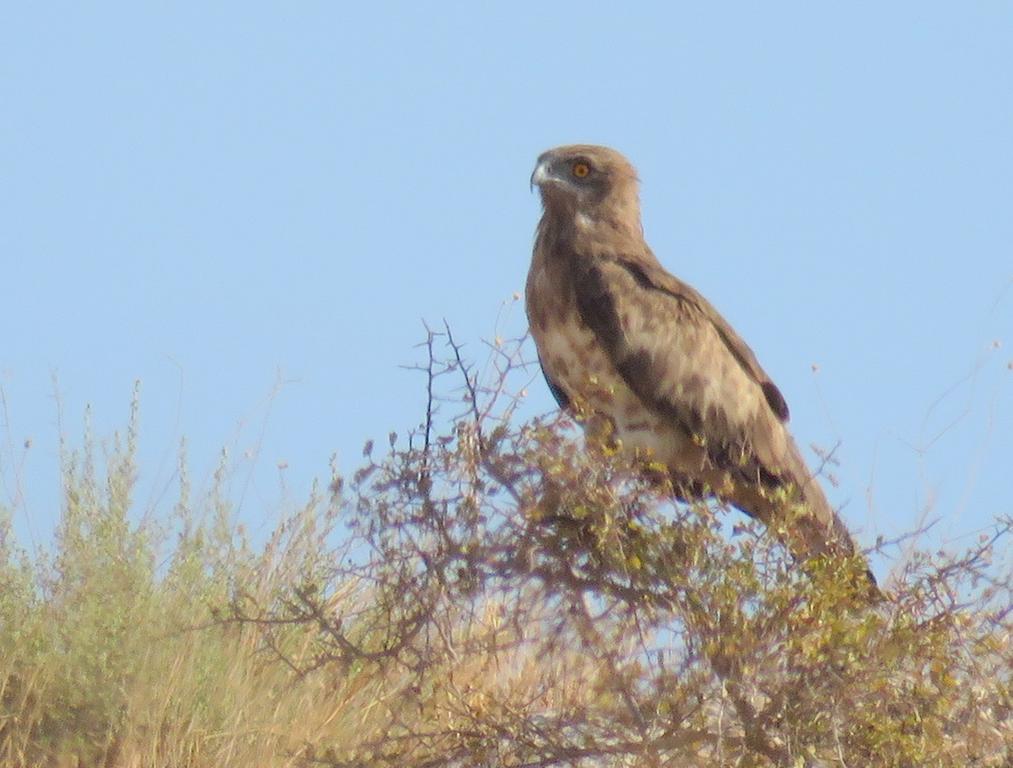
2 4 1010 581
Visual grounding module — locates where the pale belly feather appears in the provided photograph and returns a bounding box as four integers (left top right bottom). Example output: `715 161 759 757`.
537 313 704 470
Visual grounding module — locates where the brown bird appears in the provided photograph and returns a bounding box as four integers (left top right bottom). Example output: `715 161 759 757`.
526 144 877 594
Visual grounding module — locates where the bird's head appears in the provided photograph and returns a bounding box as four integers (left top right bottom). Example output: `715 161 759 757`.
530 144 642 231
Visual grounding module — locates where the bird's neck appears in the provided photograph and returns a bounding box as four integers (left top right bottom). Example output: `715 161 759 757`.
538 200 645 257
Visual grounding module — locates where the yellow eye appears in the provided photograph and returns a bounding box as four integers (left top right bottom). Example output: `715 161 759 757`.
572 162 590 178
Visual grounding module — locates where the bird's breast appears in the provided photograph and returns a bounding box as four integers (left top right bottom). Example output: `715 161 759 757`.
534 310 700 465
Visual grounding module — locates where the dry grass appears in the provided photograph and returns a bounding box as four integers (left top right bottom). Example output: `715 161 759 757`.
0 336 1009 767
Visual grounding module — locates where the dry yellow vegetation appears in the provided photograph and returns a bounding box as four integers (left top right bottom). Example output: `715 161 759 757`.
0 338 1008 767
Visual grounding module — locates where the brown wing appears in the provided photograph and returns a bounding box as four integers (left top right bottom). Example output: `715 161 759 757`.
569 249 792 486
569 249 880 596
617 255 791 423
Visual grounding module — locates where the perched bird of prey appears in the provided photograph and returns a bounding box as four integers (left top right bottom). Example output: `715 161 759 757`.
526 144 877 594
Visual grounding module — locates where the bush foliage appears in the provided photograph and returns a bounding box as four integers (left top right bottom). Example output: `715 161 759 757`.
0 334 1009 767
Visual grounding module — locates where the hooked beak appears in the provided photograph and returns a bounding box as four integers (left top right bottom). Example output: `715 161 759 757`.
530 156 553 192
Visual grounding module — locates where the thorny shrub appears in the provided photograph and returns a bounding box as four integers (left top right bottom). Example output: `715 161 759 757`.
231 328 1011 768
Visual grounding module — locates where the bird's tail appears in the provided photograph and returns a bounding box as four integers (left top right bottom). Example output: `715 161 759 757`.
723 444 882 602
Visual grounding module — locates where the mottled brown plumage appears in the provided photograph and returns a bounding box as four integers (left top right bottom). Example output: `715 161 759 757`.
527 144 877 594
